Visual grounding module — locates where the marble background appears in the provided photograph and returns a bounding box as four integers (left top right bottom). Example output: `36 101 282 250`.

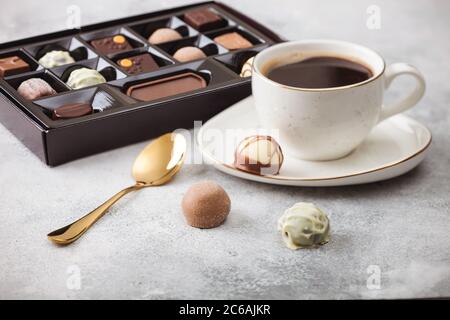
0 0 449 299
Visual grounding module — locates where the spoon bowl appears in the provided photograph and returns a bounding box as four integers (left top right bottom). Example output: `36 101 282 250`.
47 132 186 245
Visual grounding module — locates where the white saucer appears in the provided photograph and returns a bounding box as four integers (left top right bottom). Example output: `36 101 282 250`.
197 96 431 187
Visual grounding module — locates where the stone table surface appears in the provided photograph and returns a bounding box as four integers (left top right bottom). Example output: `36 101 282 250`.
1 0 449 299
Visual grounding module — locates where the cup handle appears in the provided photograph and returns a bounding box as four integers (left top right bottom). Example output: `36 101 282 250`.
379 63 426 122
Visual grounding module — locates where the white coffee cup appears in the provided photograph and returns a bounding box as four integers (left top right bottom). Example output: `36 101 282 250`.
252 40 426 161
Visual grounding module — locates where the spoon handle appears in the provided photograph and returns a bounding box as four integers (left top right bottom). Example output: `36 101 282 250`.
47 183 145 245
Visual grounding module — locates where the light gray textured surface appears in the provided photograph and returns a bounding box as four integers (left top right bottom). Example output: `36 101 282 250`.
1 0 449 300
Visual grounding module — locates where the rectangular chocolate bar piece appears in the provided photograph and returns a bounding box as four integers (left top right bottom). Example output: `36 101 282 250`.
184 8 227 32
0 56 30 77
127 72 207 102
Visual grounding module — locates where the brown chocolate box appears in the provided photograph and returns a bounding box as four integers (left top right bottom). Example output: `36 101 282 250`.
0 2 284 166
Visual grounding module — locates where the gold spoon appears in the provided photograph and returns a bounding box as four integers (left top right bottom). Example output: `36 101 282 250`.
47 132 187 246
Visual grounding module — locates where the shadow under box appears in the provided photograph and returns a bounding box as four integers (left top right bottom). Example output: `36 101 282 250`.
4 70 69 101
80 27 146 57
158 35 227 62
0 49 41 77
25 37 97 66
34 86 123 121
50 57 126 89
109 47 174 76
205 26 264 50
129 16 198 44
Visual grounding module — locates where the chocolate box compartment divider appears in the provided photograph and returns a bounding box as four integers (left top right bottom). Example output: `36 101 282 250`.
128 16 199 45
0 1 284 166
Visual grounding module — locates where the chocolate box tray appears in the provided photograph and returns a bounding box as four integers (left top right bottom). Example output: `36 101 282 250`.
0 1 283 166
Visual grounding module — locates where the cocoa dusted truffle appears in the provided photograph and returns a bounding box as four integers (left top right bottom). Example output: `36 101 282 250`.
182 181 231 229
148 28 182 44
234 135 284 176
173 46 207 62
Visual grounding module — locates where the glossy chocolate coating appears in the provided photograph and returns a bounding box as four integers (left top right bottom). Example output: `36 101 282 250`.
0 56 30 77
183 8 227 31
126 72 207 102
214 32 253 50
117 53 159 75
234 135 284 176
90 35 133 55
52 103 93 120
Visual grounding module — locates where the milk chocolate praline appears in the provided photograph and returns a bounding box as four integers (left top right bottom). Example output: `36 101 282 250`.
182 181 231 229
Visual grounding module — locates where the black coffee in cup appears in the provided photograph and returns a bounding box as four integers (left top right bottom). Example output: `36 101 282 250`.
267 56 373 89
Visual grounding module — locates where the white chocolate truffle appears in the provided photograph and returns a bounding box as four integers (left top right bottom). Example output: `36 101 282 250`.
38 50 75 68
67 68 106 89
234 135 284 176
173 46 206 62
148 28 182 44
278 202 330 250
240 56 254 77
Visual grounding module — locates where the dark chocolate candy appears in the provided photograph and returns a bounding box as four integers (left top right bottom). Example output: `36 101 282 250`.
0 56 30 77
117 53 159 75
183 9 227 32
90 35 133 55
52 103 93 120
126 72 207 102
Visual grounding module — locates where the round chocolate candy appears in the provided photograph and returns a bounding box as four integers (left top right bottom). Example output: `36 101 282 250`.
148 28 182 44
173 46 206 62
182 181 231 229
234 135 284 176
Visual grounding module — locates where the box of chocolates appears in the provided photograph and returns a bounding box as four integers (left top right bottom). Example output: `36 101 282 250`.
0 1 283 166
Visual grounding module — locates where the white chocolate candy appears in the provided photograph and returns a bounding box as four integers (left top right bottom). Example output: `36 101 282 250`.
234 135 284 175
39 51 75 68
67 68 106 90
240 56 254 77
278 202 330 250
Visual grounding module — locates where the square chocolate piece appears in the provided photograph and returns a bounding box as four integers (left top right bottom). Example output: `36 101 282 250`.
90 35 133 55
184 8 227 32
214 32 253 50
117 53 159 75
0 56 30 77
